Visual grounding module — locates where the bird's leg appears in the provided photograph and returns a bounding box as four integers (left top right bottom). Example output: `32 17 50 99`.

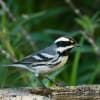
44 76 59 86
45 76 55 83
45 76 66 87
34 73 47 88
36 77 47 88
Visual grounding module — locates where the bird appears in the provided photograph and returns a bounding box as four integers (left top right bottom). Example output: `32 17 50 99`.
2 36 79 87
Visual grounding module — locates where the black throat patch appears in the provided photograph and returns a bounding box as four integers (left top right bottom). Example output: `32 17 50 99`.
57 50 69 56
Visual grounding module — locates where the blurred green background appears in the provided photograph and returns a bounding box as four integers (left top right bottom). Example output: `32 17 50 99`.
0 0 100 87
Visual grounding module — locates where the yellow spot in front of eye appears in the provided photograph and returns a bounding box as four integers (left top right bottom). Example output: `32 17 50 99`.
70 39 74 43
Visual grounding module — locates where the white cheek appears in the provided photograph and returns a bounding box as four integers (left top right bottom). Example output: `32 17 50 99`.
57 45 74 52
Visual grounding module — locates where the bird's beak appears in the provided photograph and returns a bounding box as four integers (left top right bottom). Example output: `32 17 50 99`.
75 43 80 47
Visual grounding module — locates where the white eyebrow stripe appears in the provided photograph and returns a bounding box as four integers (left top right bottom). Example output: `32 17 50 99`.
40 53 54 58
55 37 69 43
33 55 43 60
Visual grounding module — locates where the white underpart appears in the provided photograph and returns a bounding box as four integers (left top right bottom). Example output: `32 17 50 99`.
33 55 43 60
57 45 74 52
41 53 54 58
33 65 51 74
55 37 69 43
33 56 69 75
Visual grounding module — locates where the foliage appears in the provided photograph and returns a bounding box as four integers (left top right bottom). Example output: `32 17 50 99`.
0 0 100 87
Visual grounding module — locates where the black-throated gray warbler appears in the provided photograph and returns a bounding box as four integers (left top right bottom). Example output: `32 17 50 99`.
3 36 79 87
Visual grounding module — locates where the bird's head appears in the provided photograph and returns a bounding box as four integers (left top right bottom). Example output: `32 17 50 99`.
54 36 80 54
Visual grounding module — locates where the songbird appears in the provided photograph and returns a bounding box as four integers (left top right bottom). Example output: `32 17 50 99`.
2 36 79 87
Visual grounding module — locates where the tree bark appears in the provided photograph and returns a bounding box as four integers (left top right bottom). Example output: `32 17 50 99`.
0 85 100 100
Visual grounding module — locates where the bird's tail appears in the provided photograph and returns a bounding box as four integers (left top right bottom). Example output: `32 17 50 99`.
0 64 27 69
0 64 34 73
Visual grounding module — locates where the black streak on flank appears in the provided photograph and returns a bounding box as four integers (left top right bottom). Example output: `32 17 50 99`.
49 61 61 68
32 61 61 67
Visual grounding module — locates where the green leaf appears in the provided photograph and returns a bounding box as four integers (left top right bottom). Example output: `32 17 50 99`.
76 14 100 34
0 68 8 87
9 7 66 32
89 62 100 84
70 37 84 85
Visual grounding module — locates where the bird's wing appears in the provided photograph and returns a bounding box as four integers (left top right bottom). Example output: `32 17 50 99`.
17 53 54 65
14 44 58 66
